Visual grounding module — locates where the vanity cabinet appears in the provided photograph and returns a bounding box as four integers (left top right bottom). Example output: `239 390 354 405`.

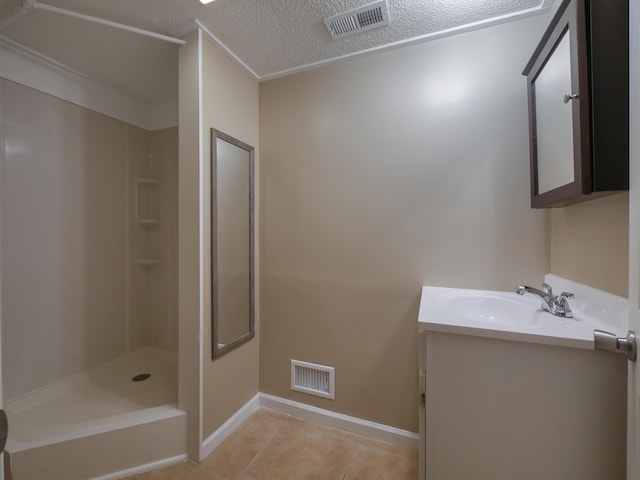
418 331 626 480
522 0 628 208
417 277 629 479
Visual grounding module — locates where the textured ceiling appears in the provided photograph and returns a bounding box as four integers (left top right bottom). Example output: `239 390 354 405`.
0 0 550 102
202 0 546 76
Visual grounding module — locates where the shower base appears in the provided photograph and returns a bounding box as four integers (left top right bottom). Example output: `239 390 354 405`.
5 347 186 480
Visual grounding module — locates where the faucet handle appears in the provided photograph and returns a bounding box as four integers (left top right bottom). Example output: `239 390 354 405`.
542 283 553 295
555 291 574 317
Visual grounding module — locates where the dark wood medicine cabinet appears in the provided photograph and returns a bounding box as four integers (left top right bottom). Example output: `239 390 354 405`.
522 0 628 208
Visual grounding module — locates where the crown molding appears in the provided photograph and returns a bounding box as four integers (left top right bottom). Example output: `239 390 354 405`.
0 36 176 130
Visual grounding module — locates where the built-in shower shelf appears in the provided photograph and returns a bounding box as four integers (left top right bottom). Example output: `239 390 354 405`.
136 259 160 269
135 178 160 227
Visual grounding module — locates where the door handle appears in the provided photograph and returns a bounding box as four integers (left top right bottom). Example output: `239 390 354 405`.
594 329 637 361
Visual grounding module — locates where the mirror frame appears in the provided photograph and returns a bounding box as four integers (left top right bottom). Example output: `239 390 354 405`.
523 0 591 208
211 128 255 359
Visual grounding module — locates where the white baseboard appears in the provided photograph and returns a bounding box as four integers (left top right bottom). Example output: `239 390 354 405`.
258 393 419 450
92 454 187 480
200 393 261 460
199 392 418 460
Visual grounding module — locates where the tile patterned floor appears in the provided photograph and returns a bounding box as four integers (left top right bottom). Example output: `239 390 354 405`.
123 408 418 480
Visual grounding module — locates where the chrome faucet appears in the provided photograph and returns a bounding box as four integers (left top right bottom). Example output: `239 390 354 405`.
515 283 574 318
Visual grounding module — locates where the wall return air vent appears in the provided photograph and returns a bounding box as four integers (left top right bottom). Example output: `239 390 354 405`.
324 0 390 40
291 360 335 399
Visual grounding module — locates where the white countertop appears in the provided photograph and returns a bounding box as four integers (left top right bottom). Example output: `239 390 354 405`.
418 274 628 349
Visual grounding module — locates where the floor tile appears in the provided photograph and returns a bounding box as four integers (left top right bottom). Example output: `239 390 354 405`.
201 408 286 479
123 409 418 480
123 460 227 480
343 445 418 480
355 435 418 457
283 415 358 443
239 423 355 480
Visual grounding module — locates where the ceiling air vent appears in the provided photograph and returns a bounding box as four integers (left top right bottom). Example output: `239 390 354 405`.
324 0 389 40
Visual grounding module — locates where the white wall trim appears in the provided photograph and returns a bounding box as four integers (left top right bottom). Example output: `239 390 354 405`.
195 20 259 81
201 394 261 459
259 5 551 82
178 8 552 84
0 36 177 130
195 27 205 462
92 454 187 480
0 6 551 113
258 393 419 450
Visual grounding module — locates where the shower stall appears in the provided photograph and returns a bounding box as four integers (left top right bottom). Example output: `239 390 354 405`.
0 78 185 479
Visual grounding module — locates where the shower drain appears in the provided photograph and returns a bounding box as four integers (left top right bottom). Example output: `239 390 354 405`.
131 373 151 382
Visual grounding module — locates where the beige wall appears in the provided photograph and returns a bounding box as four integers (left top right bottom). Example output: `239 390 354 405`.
0 79 178 401
259 16 551 432
177 29 202 460
201 35 260 439
178 29 260 449
550 193 629 297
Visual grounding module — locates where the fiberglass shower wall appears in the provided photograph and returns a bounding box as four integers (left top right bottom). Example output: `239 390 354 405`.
128 122 179 353
0 79 178 401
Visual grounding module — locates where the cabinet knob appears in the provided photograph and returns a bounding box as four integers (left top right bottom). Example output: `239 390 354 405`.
563 93 579 104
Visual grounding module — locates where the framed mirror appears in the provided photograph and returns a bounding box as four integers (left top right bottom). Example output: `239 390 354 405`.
211 128 254 358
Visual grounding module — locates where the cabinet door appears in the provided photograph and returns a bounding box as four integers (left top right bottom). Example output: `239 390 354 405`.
534 31 574 194
524 0 590 208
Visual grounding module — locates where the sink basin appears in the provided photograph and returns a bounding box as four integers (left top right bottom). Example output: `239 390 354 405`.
417 275 629 349
442 291 542 326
